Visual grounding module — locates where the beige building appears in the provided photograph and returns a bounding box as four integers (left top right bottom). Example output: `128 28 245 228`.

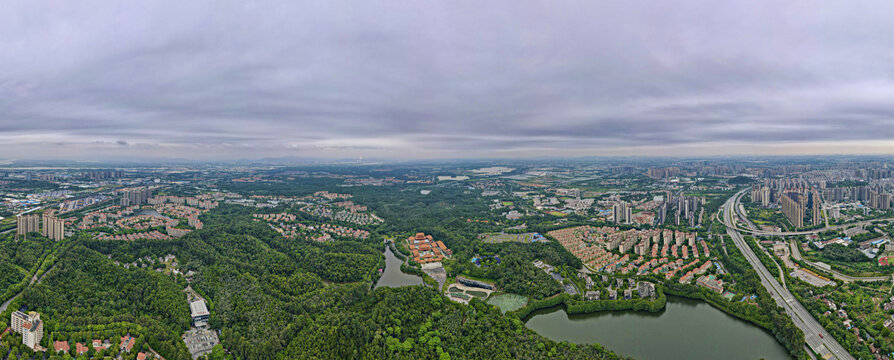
16 214 40 238
42 215 65 241
780 192 806 228
11 311 44 350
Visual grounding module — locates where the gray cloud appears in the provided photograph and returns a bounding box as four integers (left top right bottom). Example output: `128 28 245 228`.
2 1 894 160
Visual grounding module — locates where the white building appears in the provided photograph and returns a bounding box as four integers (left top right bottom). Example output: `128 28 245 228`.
190 300 210 328
11 311 44 350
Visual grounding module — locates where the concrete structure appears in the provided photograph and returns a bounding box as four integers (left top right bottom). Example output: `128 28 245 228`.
121 187 153 206
16 214 40 238
780 192 806 228
11 310 44 350
638 281 655 298
42 215 65 241
189 300 210 328
612 202 631 224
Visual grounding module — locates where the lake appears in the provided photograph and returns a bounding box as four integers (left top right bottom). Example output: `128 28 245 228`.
375 246 424 288
525 296 791 360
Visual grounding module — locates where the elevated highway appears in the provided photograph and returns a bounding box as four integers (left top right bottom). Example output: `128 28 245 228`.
722 190 853 360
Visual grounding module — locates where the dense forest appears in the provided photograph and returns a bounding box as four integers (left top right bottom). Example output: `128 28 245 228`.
821 243 870 263
50 204 625 359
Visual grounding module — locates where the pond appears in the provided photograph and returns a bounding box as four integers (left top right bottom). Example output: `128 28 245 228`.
374 246 424 288
524 296 790 360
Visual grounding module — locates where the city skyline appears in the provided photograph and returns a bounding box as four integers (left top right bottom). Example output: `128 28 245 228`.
3 1 894 160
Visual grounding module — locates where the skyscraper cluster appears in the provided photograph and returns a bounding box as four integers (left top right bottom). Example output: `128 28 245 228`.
42 215 65 241
120 187 153 206
612 202 632 224
17 213 65 241
16 214 40 238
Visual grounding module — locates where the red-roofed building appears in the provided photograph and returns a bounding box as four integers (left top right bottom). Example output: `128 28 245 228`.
120 335 136 352
406 232 452 264
76 342 89 355
53 340 70 353
92 339 109 350
137 352 147 360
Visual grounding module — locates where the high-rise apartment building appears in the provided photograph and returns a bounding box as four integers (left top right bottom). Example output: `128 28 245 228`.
120 187 153 206
16 214 40 238
42 215 65 241
11 311 44 350
811 191 823 226
612 202 631 224
780 192 806 228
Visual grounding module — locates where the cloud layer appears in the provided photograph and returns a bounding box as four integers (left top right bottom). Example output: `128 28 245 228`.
2 1 894 160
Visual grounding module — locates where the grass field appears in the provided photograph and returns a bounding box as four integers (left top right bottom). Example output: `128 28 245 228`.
487 293 528 313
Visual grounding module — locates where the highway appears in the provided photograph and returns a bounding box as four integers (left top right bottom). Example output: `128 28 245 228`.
722 190 854 360
730 212 894 237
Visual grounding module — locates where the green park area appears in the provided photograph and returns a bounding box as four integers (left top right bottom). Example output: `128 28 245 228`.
487 293 529 313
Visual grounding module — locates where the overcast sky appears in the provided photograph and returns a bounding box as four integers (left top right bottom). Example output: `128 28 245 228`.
2 1 894 160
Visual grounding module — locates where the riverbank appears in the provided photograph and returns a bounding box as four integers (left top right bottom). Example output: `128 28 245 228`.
510 286 667 320
508 283 805 359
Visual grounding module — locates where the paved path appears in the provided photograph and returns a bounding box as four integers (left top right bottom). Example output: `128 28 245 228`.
0 262 57 313
732 193 890 283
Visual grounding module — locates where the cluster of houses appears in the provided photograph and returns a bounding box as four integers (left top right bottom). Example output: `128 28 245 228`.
51 335 150 359
406 232 452 264
550 226 710 276
254 212 370 240
578 273 656 302
8 310 152 359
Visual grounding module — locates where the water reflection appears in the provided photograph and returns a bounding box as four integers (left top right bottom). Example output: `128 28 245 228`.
525 296 790 360
374 246 423 288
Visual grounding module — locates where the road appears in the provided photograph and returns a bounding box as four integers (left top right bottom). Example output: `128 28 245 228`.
788 239 890 283
0 262 57 313
732 193 890 284
722 189 854 360
731 213 894 237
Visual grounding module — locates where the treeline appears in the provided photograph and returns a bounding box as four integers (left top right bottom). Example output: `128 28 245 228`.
275 286 627 360
448 242 578 300
77 204 630 360
510 288 668 320
19 244 192 360
709 236 809 359
821 243 869 262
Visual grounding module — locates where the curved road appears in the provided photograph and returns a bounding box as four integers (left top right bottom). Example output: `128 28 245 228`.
786 239 890 283
723 190 853 360
0 262 57 313
731 192 890 283
732 213 894 237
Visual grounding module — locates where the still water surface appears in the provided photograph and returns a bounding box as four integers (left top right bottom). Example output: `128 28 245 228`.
375 246 423 288
525 296 790 360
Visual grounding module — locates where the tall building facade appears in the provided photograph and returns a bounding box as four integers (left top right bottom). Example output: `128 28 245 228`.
811 191 823 226
780 192 806 228
16 214 40 238
612 202 631 224
42 215 65 241
120 187 153 206
11 311 43 350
